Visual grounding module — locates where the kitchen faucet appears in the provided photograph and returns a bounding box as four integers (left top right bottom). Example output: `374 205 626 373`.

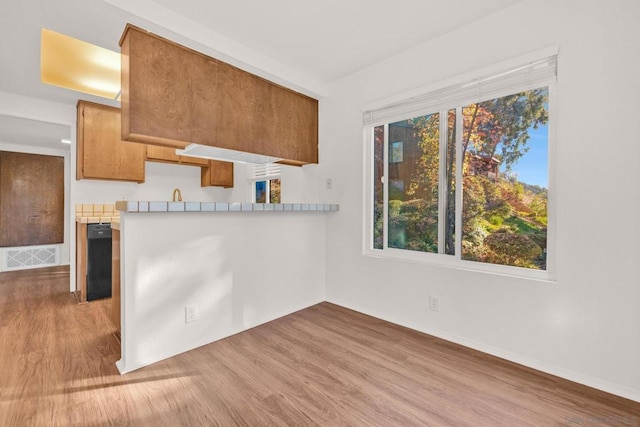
172 188 182 202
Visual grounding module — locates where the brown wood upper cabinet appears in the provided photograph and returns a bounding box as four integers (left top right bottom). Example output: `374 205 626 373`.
146 145 209 167
77 100 146 182
201 160 234 188
119 24 319 166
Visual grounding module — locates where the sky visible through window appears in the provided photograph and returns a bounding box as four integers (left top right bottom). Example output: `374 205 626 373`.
498 124 548 188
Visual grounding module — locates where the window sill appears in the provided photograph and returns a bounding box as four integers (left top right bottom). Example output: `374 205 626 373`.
363 247 556 284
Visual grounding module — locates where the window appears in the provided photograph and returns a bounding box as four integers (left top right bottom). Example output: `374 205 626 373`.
254 178 281 203
250 164 281 203
366 53 556 279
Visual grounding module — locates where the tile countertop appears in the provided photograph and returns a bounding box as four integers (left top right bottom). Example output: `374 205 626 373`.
115 201 339 213
76 216 119 224
75 203 119 223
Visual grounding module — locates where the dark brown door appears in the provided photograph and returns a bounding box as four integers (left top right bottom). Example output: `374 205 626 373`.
0 151 64 247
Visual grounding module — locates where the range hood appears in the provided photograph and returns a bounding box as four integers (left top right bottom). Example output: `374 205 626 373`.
175 144 282 164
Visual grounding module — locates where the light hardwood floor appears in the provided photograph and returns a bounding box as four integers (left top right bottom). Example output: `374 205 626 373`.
1 266 638 426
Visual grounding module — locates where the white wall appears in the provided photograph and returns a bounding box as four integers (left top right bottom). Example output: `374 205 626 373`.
322 0 640 401
116 210 327 373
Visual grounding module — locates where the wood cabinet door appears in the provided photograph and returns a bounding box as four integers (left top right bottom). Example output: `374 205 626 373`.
216 63 318 165
122 26 219 150
77 101 145 182
146 145 180 163
216 63 274 156
126 28 193 146
178 155 209 166
272 86 318 165
201 160 234 188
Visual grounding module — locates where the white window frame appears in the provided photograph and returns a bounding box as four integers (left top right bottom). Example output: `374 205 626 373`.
252 178 281 203
362 48 558 282
249 163 281 203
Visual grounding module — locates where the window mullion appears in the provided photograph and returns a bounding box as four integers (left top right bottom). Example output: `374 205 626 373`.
266 180 270 203
383 124 389 249
455 107 463 260
437 111 447 254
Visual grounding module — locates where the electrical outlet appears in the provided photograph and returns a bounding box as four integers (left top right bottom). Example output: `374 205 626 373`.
185 305 198 323
326 178 333 190
429 295 440 312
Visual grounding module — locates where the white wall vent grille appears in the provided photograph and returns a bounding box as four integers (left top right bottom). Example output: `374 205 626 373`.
5 246 58 271
250 163 281 181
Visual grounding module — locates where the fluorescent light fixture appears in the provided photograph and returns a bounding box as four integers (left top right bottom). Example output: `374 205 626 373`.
60 138 71 144
41 28 121 100
176 144 282 164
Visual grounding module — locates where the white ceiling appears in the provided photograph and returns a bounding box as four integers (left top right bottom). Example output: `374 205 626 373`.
0 0 521 148
150 0 522 84
0 115 70 151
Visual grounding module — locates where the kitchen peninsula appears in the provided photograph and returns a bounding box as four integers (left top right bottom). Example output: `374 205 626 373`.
113 200 338 374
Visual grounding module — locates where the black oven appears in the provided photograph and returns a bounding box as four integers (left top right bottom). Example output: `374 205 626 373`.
86 223 112 301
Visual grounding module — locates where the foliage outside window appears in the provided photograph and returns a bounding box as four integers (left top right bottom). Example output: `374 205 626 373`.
254 178 281 203
369 76 553 276
251 163 281 204
460 91 548 269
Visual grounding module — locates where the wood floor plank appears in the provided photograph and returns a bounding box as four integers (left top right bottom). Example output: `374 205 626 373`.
1 266 638 426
